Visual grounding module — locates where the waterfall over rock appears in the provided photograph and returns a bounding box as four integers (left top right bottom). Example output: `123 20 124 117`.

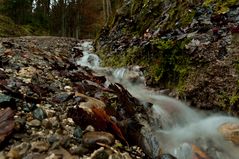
76 40 239 159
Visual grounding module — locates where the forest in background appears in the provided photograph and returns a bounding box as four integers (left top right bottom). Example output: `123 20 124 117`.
0 0 122 38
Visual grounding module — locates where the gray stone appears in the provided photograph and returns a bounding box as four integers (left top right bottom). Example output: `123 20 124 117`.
0 93 15 108
32 107 47 121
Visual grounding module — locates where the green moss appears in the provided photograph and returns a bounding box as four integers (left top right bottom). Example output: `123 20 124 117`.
203 0 239 14
217 91 239 114
230 95 239 105
97 49 124 67
151 39 174 50
153 1 196 31
216 61 239 113
96 0 200 90
147 38 192 89
98 36 192 90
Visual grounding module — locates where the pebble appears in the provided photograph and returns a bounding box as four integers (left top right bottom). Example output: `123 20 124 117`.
73 126 83 139
82 131 115 149
85 125 95 132
47 135 59 144
0 93 15 108
7 148 20 159
27 119 41 127
48 117 59 127
45 109 56 118
32 107 47 121
52 92 72 103
64 86 73 92
31 141 50 152
42 119 52 129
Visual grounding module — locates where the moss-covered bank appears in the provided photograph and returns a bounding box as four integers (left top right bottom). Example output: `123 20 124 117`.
0 15 50 37
95 0 239 115
0 15 30 37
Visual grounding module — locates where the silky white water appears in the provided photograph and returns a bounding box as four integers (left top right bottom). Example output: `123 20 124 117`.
75 40 239 159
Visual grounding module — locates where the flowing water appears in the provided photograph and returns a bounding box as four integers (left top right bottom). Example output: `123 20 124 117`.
74 40 239 159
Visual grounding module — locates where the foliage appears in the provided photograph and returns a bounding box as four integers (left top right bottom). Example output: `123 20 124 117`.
0 0 123 38
0 0 33 24
0 15 30 37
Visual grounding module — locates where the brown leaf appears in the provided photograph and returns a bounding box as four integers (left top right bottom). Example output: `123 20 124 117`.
0 107 15 143
91 107 127 145
191 144 210 159
67 93 127 144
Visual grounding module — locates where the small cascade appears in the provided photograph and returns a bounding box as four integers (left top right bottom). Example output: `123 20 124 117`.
74 41 100 68
75 41 239 159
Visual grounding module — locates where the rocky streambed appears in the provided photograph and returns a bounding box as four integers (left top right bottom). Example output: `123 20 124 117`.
0 36 239 159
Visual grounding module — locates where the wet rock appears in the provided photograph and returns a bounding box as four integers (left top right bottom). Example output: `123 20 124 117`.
160 154 177 159
32 107 47 121
82 131 115 149
0 93 16 108
31 141 50 152
218 122 239 145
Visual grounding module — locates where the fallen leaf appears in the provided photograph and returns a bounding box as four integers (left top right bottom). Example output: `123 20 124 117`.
0 107 15 143
91 107 127 145
191 144 210 159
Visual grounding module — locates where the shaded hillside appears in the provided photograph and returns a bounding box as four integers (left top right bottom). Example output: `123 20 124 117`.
95 0 239 115
0 15 30 37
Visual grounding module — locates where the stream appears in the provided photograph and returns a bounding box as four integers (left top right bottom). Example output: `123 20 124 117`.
74 40 239 159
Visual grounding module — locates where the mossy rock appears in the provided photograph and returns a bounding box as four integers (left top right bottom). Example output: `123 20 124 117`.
203 0 239 14
95 0 239 115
